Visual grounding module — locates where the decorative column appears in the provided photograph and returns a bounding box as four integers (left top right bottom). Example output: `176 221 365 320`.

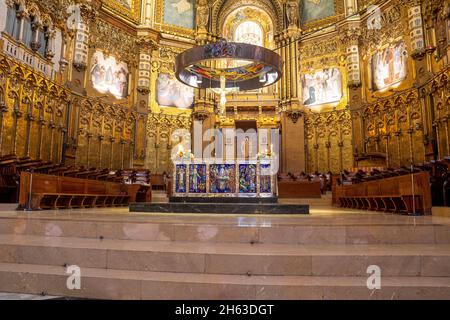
402 0 433 86
0 102 7 155
277 1 305 173
193 0 216 159
70 2 99 94
339 19 364 158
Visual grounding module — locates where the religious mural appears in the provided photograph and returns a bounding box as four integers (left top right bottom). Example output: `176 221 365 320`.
114 0 132 9
164 0 195 29
209 164 236 193
371 41 407 91
189 164 207 193
239 164 257 193
175 164 187 193
301 0 335 24
260 164 272 194
302 68 342 106
156 73 195 109
90 51 129 99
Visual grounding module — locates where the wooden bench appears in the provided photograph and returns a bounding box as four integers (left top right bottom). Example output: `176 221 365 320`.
339 195 423 214
278 180 322 198
334 171 432 215
18 172 129 211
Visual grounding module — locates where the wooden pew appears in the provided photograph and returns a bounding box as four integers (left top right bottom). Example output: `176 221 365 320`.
334 171 432 215
18 172 129 210
278 180 322 198
151 174 166 190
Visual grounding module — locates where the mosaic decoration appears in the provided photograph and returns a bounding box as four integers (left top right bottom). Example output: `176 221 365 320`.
164 0 195 30
239 164 257 194
209 164 236 193
301 0 335 24
371 41 407 91
175 164 187 193
185 63 273 82
189 164 207 193
302 68 342 106
90 51 129 99
260 164 272 194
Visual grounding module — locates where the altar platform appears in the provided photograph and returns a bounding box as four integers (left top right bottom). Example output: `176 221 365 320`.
133 160 311 214
129 202 309 215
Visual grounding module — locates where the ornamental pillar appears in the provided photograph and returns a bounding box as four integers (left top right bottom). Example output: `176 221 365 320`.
193 0 216 160
276 1 304 173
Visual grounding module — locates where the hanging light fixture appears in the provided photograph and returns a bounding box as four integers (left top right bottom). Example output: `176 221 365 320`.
175 39 282 116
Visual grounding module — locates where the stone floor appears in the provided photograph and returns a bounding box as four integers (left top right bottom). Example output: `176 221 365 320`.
0 203 449 299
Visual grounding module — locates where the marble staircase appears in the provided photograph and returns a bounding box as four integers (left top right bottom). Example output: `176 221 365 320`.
0 211 449 299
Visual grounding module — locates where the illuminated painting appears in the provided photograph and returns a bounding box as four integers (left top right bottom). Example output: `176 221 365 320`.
114 0 132 9
210 164 236 193
239 164 257 194
371 42 407 91
90 51 129 99
301 0 335 24
260 164 272 194
302 68 342 106
164 0 195 29
189 164 207 193
156 73 194 109
175 164 187 193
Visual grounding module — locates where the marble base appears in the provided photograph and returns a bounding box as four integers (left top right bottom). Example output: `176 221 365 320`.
130 203 309 215
169 197 278 204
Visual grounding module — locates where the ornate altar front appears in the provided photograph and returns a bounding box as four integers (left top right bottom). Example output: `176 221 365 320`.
172 160 277 198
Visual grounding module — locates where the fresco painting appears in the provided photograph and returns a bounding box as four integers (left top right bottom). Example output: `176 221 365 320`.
164 0 195 29
302 68 342 106
301 0 335 24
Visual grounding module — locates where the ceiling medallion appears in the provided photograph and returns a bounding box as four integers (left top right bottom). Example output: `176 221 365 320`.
175 39 282 115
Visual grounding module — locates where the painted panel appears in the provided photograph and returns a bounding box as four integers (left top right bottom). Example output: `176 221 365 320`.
371 41 407 91
90 51 129 99
239 164 257 194
114 0 132 9
175 164 187 193
156 73 194 109
209 164 236 193
302 68 342 106
164 0 195 29
189 164 207 193
260 164 272 194
301 0 335 24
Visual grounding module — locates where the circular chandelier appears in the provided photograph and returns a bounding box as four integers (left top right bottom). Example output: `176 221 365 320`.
175 39 283 115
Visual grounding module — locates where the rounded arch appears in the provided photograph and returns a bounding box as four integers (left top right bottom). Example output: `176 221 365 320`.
211 0 283 36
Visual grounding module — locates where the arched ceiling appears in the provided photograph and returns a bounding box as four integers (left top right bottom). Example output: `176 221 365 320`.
211 0 284 35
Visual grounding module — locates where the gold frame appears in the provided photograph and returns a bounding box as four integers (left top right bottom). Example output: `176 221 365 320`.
154 0 196 38
103 0 142 22
300 0 345 32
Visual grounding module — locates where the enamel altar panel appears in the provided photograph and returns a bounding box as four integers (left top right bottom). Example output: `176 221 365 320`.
189 164 207 193
175 164 187 193
239 163 257 194
260 163 272 194
209 164 236 194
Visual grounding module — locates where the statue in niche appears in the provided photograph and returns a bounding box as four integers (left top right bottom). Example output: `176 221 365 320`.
286 0 299 27
196 0 209 31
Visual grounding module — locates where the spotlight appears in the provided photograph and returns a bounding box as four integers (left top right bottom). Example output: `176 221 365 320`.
259 73 267 83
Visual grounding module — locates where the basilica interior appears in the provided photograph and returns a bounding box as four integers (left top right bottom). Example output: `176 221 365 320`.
0 0 449 301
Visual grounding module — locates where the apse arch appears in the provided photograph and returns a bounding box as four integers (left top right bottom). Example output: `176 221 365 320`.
212 0 283 36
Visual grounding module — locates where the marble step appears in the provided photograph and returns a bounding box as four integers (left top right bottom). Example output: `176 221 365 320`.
0 262 449 300
1 215 449 244
0 235 449 277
